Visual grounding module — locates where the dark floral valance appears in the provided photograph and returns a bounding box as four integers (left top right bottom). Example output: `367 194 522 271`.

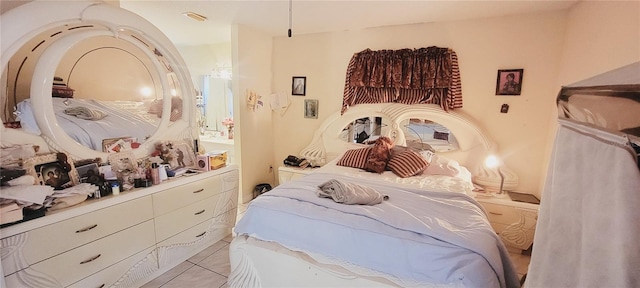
342 47 462 114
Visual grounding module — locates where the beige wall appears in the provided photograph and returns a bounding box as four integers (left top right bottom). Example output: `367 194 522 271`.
271 11 569 197
539 0 640 193
177 43 232 90
232 24 275 203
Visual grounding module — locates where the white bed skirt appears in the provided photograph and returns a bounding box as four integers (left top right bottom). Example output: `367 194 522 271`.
228 235 461 288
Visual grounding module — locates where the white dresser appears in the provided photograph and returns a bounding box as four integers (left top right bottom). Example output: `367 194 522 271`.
0 166 239 288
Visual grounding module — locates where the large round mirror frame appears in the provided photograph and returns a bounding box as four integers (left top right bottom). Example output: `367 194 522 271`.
1 1 196 161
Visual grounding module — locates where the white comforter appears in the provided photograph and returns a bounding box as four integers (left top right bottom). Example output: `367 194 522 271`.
235 172 520 288
17 98 158 150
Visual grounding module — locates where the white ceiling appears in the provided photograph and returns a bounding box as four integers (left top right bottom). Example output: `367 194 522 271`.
120 0 578 46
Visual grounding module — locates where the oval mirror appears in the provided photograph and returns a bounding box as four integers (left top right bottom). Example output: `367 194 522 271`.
401 118 459 152
1 1 194 161
339 116 391 143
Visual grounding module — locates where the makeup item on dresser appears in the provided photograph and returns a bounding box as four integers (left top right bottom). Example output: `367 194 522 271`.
158 164 168 181
134 177 153 188
151 163 160 185
111 182 120 195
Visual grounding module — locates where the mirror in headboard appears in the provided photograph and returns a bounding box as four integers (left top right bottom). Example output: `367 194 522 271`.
339 117 390 144
1 1 196 161
401 118 459 152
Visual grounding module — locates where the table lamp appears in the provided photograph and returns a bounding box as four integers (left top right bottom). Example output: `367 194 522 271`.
484 155 506 197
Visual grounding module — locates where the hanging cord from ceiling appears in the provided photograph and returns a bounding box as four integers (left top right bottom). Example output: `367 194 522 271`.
288 0 292 37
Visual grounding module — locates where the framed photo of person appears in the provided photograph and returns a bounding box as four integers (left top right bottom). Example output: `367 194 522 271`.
23 152 79 189
168 141 196 169
496 69 524 95
292 76 306 96
304 99 318 119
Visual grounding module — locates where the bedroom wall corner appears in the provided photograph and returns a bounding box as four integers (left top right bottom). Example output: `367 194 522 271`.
232 24 274 203
539 0 640 197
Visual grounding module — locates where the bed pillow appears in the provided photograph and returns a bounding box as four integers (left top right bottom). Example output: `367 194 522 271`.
424 154 461 176
387 149 429 178
364 136 394 174
336 147 372 170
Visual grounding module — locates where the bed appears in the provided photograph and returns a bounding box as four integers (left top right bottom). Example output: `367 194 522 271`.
16 98 160 151
229 103 520 288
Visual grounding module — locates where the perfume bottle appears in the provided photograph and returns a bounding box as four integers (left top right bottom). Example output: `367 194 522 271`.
151 163 161 185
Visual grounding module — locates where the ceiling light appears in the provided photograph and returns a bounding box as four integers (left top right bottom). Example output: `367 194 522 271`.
182 12 207 22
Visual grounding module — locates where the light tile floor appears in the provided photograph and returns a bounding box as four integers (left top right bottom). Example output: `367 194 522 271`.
143 202 530 287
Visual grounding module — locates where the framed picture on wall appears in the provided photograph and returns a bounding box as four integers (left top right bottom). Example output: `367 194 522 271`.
304 99 318 119
292 76 306 96
496 69 524 95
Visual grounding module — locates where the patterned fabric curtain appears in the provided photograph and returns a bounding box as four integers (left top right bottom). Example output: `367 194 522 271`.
342 47 462 114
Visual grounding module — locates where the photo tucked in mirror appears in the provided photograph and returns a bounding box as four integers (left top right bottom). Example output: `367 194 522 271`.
402 118 459 152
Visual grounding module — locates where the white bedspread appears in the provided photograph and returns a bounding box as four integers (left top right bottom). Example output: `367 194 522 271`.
235 172 519 288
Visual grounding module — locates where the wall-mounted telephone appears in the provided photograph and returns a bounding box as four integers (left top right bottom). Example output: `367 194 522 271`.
283 155 309 169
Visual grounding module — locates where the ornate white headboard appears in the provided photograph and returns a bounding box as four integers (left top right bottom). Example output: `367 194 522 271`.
299 103 518 191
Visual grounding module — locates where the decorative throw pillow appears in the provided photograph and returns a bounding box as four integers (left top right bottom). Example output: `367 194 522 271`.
387 149 429 178
336 147 372 170
364 136 394 173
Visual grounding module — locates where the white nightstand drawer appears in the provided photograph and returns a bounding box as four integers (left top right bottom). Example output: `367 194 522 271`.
278 166 316 185
481 202 520 225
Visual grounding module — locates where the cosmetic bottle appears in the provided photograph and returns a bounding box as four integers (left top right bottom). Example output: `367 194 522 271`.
112 182 120 195
158 164 168 182
151 163 161 185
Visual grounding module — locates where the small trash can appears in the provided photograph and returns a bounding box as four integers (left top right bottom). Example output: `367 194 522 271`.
253 183 272 199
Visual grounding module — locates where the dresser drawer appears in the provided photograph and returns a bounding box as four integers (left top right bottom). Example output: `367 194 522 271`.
481 202 520 225
29 220 155 287
67 246 157 288
20 196 152 265
221 170 239 192
153 175 222 216
155 193 223 242
213 188 239 217
156 209 236 268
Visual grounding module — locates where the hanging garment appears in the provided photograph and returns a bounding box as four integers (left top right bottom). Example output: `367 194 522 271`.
527 119 640 287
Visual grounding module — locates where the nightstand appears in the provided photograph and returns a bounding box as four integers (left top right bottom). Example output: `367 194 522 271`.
474 193 539 251
278 166 316 185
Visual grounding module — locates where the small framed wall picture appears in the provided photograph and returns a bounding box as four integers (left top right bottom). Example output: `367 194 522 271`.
496 69 524 95
292 76 306 96
304 99 318 119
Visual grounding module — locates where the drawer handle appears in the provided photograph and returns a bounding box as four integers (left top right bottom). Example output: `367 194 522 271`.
194 209 206 215
195 231 206 238
489 212 503 216
193 188 205 194
76 224 98 233
80 254 102 265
